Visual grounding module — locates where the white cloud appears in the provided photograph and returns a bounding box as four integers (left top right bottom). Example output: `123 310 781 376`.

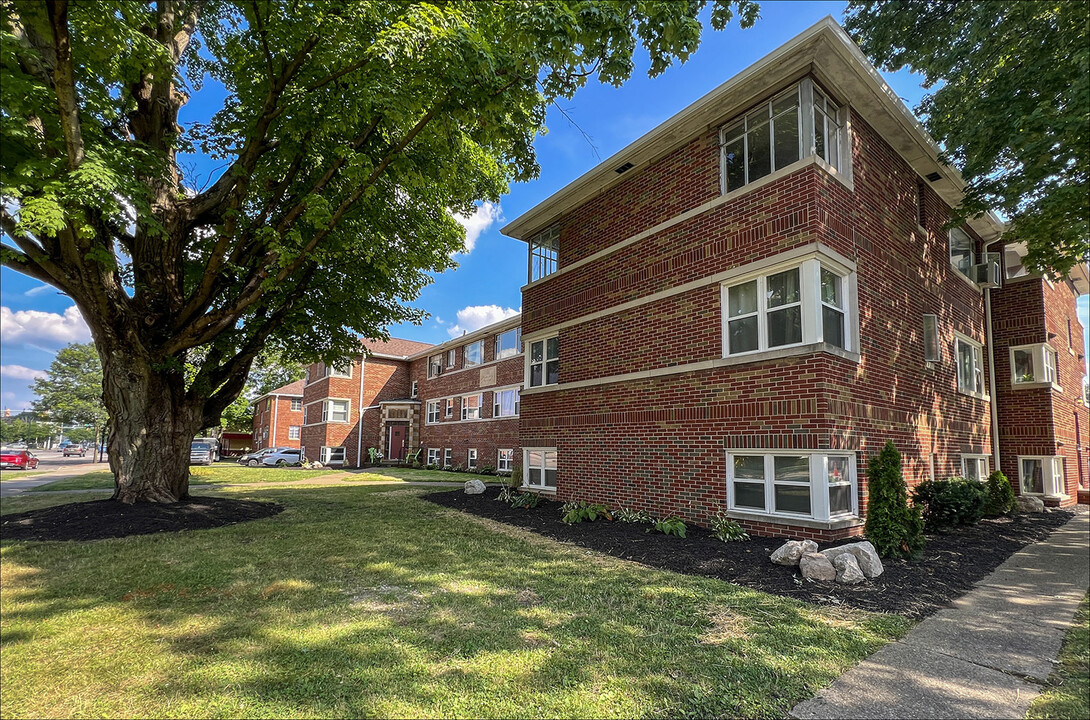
24 284 54 297
452 202 501 254
0 305 91 347
447 304 520 338
0 365 48 381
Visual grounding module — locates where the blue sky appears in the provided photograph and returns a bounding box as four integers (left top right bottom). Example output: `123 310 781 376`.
2 1 1087 412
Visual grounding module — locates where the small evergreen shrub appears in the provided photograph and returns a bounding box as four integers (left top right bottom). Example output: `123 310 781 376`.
507 463 522 489
710 513 750 542
863 441 925 559
982 470 1016 517
912 477 986 529
614 507 654 524
479 464 496 476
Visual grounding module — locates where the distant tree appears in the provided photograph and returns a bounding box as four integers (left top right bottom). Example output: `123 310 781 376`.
845 1 1089 276
31 343 108 460
0 418 54 445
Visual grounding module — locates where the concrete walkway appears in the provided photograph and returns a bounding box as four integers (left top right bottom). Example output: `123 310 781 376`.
791 510 1089 720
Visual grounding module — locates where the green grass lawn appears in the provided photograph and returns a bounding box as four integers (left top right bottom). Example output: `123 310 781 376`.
0 485 911 719
28 465 351 492
1027 593 1089 720
0 470 50 481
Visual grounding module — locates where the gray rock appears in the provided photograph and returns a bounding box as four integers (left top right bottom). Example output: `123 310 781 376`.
1014 495 1045 513
800 552 837 582
464 479 486 495
771 539 817 566
822 541 884 578
834 553 866 584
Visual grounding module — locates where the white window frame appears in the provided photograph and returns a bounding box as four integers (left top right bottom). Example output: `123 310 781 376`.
327 363 352 379
949 227 975 279
428 354 443 379
523 447 558 491
461 393 483 421
444 448 452 467
721 258 854 358
493 387 520 418
446 349 456 368
496 327 522 360
445 398 454 418
960 454 989 482
426 400 440 424
322 399 351 423
954 333 987 399
290 398 302 411
1010 343 1061 389
526 335 559 388
320 446 345 465
498 449 513 472
1017 455 1067 497
411 380 418 398
427 448 440 466
288 426 300 440
726 451 858 522
467 448 477 469
529 225 559 282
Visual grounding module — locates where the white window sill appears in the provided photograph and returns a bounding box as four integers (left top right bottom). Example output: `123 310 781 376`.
1011 381 1062 393
521 485 557 495
725 508 862 531
957 388 991 402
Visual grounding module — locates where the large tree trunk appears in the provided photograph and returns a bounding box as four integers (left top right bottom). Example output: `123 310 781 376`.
101 351 202 503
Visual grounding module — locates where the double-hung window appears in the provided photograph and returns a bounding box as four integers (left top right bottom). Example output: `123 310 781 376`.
445 398 454 418
728 452 857 521
288 425 300 440
290 398 302 411
323 399 350 423
320 446 345 464
498 449 513 472
461 393 482 420
467 449 477 469
464 340 484 367
955 335 985 397
410 380 418 398
426 400 440 423
446 349 456 368
1019 456 1066 496
961 455 989 482
427 448 440 466
444 448 452 467
428 354 443 378
1011 344 1060 387
493 388 520 417
496 328 522 360
524 449 558 490
949 227 975 278
528 337 559 387
820 268 846 349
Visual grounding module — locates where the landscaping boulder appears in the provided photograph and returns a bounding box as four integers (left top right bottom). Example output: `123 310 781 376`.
833 553 866 584
1014 495 1045 513
771 539 819 566
464 479 486 495
799 552 836 582
821 541 884 578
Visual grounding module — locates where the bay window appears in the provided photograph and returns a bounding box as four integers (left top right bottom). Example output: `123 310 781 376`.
722 257 853 357
955 335 986 397
322 399 350 423
494 387 520 417
1018 456 1066 497
524 448 558 490
1011 344 1060 387
727 451 858 521
529 226 559 282
949 227 975 278
720 78 847 194
528 336 559 387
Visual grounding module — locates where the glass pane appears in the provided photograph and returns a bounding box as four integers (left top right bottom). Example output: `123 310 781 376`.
724 135 746 191
823 306 845 349
747 122 771 184
773 110 800 170
814 108 826 158
829 485 851 514
530 365 543 387
963 459 980 482
821 268 841 307
546 337 558 360
544 451 557 487
827 121 840 169
723 119 744 141
772 88 798 116
950 228 973 274
814 87 828 112
734 455 765 479
1012 349 1035 382
546 360 558 385
774 455 810 483
734 481 766 510
728 316 758 354
528 468 541 487
728 280 757 317
775 484 811 514
1021 459 1043 494
957 341 973 390
768 306 802 347
766 268 800 307
531 341 543 363
828 456 849 484
746 106 770 127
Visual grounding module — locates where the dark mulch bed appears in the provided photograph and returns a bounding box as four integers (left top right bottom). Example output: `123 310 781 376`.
426 488 1076 619
1 496 283 542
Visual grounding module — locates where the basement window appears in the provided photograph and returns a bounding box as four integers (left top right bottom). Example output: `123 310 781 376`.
727 451 857 521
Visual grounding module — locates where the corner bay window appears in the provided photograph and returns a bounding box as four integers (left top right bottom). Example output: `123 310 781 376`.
728 452 857 521
720 78 845 193
524 449 557 490
529 226 559 282
955 336 985 397
723 258 852 357
322 399 349 423
528 336 559 387
949 227 975 278
1011 344 1059 386
1019 456 1066 497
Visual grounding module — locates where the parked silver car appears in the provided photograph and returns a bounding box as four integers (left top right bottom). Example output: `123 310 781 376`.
238 447 288 467
260 448 305 467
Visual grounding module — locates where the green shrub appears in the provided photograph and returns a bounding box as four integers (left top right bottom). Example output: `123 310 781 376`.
863 441 925 559
983 470 1016 516
479 464 495 476
912 477 986 529
508 492 539 509
710 513 750 542
614 507 654 524
507 463 522 489
561 501 612 523
649 517 687 537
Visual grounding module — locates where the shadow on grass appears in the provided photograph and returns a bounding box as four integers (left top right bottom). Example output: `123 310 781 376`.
0 486 908 718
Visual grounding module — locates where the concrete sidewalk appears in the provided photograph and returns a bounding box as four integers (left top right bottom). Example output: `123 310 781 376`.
791 509 1089 720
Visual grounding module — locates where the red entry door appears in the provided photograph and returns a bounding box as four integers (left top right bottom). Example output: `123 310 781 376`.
387 425 407 460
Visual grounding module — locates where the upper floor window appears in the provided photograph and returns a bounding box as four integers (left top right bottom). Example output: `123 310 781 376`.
1011 344 1059 387
496 327 522 360
288 426 300 440
290 398 302 411
446 349 456 368
720 79 845 194
445 398 454 418
529 226 559 282
955 335 985 397
426 400 440 423
410 380 418 398
722 258 853 357
322 399 350 423
494 388 520 417
464 340 484 367
528 337 559 387
949 227 975 278
461 393 483 421
427 354 443 378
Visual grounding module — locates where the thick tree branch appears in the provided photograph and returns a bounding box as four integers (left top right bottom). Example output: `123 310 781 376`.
45 0 84 169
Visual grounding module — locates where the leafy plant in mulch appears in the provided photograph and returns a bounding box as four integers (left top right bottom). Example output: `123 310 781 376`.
982 470 1016 517
912 477 986 530
710 513 750 542
561 501 613 524
650 516 687 537
614 507 654 524
864 440 925 559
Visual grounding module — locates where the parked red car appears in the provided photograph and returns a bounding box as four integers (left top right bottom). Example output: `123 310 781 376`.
0 448 40 470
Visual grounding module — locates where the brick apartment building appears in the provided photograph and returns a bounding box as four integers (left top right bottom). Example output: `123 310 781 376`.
300 18 1087 539
251 380 304 451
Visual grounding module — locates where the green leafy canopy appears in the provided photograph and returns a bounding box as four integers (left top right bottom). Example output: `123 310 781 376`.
30 342 108 429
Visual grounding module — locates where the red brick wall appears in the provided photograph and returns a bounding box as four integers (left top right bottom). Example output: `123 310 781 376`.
251 395 303 449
